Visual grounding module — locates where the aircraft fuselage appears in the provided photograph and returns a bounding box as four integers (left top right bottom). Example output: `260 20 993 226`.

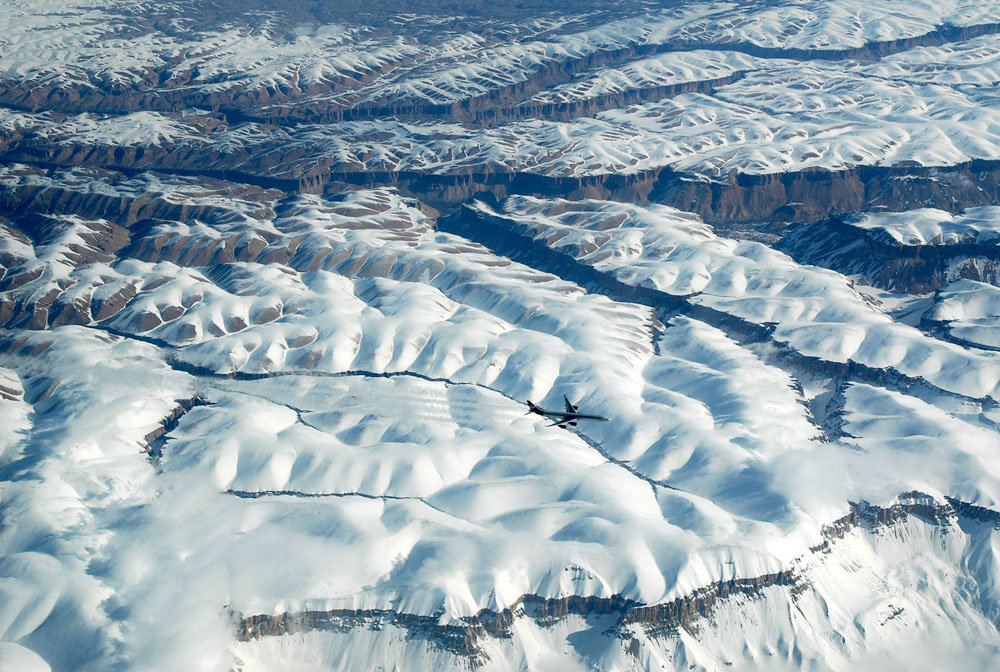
526 398 609 428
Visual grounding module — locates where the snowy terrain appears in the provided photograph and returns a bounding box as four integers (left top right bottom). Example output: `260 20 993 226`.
926 278 1000 348
473 196 1000 399
9 65 1000 179
848 207 1000 246
5 3 1000 182
4 1 1000 671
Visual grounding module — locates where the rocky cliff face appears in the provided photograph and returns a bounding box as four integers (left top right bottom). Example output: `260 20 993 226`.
778 213 1000 293
5 18 997 126
235 493 997 662
445 204 984 404
7 125 1000 226
235 577 797 657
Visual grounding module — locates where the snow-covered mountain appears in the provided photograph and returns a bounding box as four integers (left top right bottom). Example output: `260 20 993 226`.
4 2 1000 671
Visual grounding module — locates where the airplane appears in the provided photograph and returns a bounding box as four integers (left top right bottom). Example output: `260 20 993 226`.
525 395 610 429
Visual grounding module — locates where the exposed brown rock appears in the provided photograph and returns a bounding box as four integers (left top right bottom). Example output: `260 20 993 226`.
7 19 990 126
129 309 163 333
225 315 248 333
143 395 209 453
92 283 139 321
779 214 1000 293
48 296 93 327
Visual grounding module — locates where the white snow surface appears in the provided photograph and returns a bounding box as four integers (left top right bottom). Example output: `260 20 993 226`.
927 279 1000 348
234 512 1000 672
15 63 1000 178
849 206 1000 246
6 2 1000 178
4 0 1000 93
477 196 1000 400
4 176 1000 669
525 51 771 105
4 1 1000 669
863 34 1000 85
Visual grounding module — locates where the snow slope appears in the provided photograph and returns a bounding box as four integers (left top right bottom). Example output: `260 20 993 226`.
6 2 1000 181
474 196 1000 400
926 278 1000 348
4 1 1000 670
4 178 1000 669
849 206 1000 246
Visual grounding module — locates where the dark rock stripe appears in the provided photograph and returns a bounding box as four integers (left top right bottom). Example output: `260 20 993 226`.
236 493 999 658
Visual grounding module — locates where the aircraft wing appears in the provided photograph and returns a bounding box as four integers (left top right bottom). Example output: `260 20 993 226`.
563 395 575 414
546 417 569 427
